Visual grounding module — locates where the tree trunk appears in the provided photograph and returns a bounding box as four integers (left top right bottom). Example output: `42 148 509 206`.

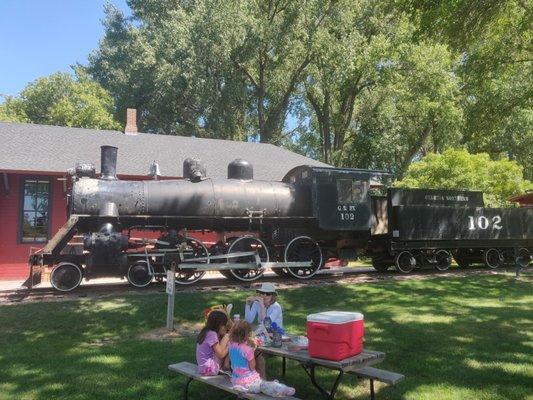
323 90 331 164
397 125 433 179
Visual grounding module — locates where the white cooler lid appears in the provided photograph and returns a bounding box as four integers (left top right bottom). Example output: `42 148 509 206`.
307 311 364 324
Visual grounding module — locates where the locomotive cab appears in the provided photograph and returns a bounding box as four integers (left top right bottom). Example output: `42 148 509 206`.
283 166 385 232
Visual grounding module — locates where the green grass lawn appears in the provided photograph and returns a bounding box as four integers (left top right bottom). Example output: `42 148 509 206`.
0 274 532 400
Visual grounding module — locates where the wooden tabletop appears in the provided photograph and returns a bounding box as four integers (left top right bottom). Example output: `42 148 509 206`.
258 345 385 371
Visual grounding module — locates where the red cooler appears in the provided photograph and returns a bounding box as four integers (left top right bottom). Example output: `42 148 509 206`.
307 311 364 361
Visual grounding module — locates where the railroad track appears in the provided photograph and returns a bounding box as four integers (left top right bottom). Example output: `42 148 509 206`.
0 266 528 304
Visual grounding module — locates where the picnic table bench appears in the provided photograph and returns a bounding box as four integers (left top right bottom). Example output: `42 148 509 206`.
168 361 301 400
258 345 404 400
169 346 403 400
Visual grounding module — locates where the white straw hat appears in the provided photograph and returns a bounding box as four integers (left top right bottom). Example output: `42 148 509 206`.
257 282 277 294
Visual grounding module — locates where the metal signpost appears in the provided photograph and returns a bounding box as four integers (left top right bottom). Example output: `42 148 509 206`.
166 263 176 331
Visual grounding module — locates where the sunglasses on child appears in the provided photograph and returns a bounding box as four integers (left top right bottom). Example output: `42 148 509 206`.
256 291 273 296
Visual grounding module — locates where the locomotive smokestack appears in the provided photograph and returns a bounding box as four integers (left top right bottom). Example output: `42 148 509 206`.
100 145 118 180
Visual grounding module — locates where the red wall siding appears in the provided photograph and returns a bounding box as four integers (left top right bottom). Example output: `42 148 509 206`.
0 173 66 280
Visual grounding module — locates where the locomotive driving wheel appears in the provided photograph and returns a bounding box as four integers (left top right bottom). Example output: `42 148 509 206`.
127 260 153 288
484 248 504 269
227 236 268 281
395 251 416 273
175 237 208 285
50 262 83 292
435 250 452 271
284 236 323 279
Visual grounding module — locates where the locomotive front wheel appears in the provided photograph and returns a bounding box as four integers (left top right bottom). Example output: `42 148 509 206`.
484 248 504 269
227 236 268 282
435 250 452 271
395 251 416 274
127 261 153 288
284 236 323 279
50 262 83 292
175 237 208 285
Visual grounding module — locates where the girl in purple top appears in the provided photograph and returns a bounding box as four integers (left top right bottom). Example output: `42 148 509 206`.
196 310 230 375
229 321 295 397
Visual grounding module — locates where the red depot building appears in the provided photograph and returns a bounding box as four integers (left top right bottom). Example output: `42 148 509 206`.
509 191 533 208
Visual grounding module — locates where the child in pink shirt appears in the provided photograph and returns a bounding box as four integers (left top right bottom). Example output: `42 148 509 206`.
196 310 230 375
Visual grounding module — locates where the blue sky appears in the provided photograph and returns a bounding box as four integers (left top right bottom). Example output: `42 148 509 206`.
0 0 130 97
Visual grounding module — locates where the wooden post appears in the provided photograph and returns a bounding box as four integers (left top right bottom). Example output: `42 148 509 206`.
166 263 176 331
515 247 521 278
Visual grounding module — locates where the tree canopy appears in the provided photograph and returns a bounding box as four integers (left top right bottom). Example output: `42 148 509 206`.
2 0 529 191
85 0 531 183
396 149 533 207
0 71 120 130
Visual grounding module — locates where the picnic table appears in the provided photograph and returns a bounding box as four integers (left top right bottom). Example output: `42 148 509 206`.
258 343 392 399
169 332 403 400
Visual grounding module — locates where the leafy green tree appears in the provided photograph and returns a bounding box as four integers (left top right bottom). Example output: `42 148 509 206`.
0 96 28 123
88 1 341 141
396 149 532 207
86 0 530 179
397 0 532 178
459 3 532 179
88 4 209 136
0 71 120 130
303 5 462 174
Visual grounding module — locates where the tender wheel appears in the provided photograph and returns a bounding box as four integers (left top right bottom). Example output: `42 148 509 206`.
484 248 504 269
395 251 416 274
50 262 83 292
127 260 153 288
175 237 208 285
227 236 267 281
371 257 391 272
435 250 452 271
517 248 531 269
284 236 323 279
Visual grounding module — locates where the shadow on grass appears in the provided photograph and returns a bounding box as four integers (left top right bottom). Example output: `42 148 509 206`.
0 274 531 400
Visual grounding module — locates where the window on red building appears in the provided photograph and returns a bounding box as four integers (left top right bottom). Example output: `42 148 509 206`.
20 179 51 243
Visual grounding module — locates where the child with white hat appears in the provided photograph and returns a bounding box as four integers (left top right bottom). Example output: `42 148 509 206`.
244 282 283 329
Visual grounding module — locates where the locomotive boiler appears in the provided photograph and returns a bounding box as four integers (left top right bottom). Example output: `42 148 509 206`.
32 145 383 291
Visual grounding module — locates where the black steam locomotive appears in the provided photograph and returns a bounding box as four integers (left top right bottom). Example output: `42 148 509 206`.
29 146 532 291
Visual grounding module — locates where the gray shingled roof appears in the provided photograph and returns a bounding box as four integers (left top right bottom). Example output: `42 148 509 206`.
0 122 329 180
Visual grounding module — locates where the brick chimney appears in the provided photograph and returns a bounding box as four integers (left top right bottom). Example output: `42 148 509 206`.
124 108 138 135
